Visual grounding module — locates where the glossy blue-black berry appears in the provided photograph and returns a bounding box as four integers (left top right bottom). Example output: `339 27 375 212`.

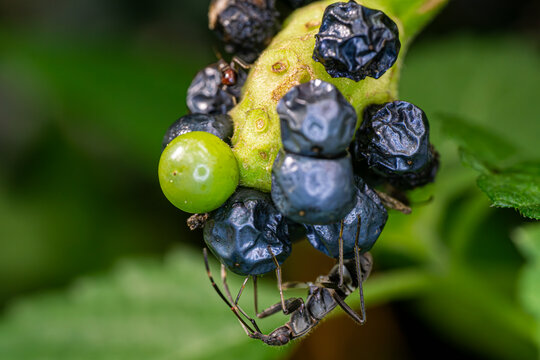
304 176 388 259
313 1 400 81
209 0 280 55
161 113 233 150
277 80 357 157
387 146 439 189
352 101 435 183
203 187 291 276
271 150 355 224
186 62 247 115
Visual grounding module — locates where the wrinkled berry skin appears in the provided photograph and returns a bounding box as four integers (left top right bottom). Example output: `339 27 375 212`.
313 1 401 81
304 176 388 259
204 188 291 276
271 150 355 224
277 80 357 157
161 113 233 150
186 63 247 115
353 101 434 180
209 0 280 55
387 145 439 189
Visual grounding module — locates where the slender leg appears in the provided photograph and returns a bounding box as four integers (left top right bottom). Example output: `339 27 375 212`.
252 276 259 315
332 290 366 325
281 281 310 290
203 248 256 335
338 219 345 287
220 263 262 333
232 275 263 333
374 189 412 214
232 55 251 70
354 214 367 323
257 298 305 319
234 276 250 305
221 264 234 302
267 246 300 315
353 245 367 324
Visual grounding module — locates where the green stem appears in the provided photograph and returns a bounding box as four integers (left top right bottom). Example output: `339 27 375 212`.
351 268 435 307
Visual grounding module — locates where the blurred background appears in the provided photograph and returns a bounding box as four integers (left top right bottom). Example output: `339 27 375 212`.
0 1 539 359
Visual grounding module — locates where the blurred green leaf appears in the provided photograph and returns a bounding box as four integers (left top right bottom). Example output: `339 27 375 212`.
513 223 540 355
439 114 518 170
435 114 540 219
478 163 540 219
0 247 290 360
395 34 540 357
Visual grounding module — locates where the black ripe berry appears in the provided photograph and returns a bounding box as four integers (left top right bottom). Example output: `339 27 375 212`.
186 62 247 115
352 101 438 188
209 0 280 56
277 79 357 158
203 187 291 276
387 145 439 189
313 1 401 81
162 113 233 150
271 150 356 225
304 176 388 258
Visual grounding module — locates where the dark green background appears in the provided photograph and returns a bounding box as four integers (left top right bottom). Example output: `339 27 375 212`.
0 1 539 359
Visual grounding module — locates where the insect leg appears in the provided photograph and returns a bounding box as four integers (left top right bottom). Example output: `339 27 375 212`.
203 248 256 335
374 189 411 214
332 291 366 325
220 263 262 333
253 275 259 315
353 244 367 324
220 264 234 302
257 297 304 319
353 214 367 323
232 56 251 70
338 219 345 287
267 245 303 315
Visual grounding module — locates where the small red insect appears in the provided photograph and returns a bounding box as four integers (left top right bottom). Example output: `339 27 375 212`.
217 56 250 86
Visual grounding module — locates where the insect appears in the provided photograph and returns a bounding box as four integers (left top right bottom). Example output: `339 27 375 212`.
203 233 373 346
217 56 250 86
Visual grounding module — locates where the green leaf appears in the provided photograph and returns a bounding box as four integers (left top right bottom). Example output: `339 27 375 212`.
0 247 291 360
478 163 540 219
435 114 540 219
438 114 518 170
513 223 540 355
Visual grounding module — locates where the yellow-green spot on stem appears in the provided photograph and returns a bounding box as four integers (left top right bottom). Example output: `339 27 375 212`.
229 0 448 192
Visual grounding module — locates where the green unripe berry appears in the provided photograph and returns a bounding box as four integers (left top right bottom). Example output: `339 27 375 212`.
158 132 239 213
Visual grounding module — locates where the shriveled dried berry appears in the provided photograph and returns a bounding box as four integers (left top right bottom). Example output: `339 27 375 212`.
277 79 357 158
161 113 233 150
352 101 438 187
203 187 291 276
271 150 356 224
313 1 400 81
387 146 439 189
186 62 247 115
209 0 280 55
304 176 388 258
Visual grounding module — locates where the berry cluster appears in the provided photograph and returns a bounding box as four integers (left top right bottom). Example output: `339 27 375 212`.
158 0 439 346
